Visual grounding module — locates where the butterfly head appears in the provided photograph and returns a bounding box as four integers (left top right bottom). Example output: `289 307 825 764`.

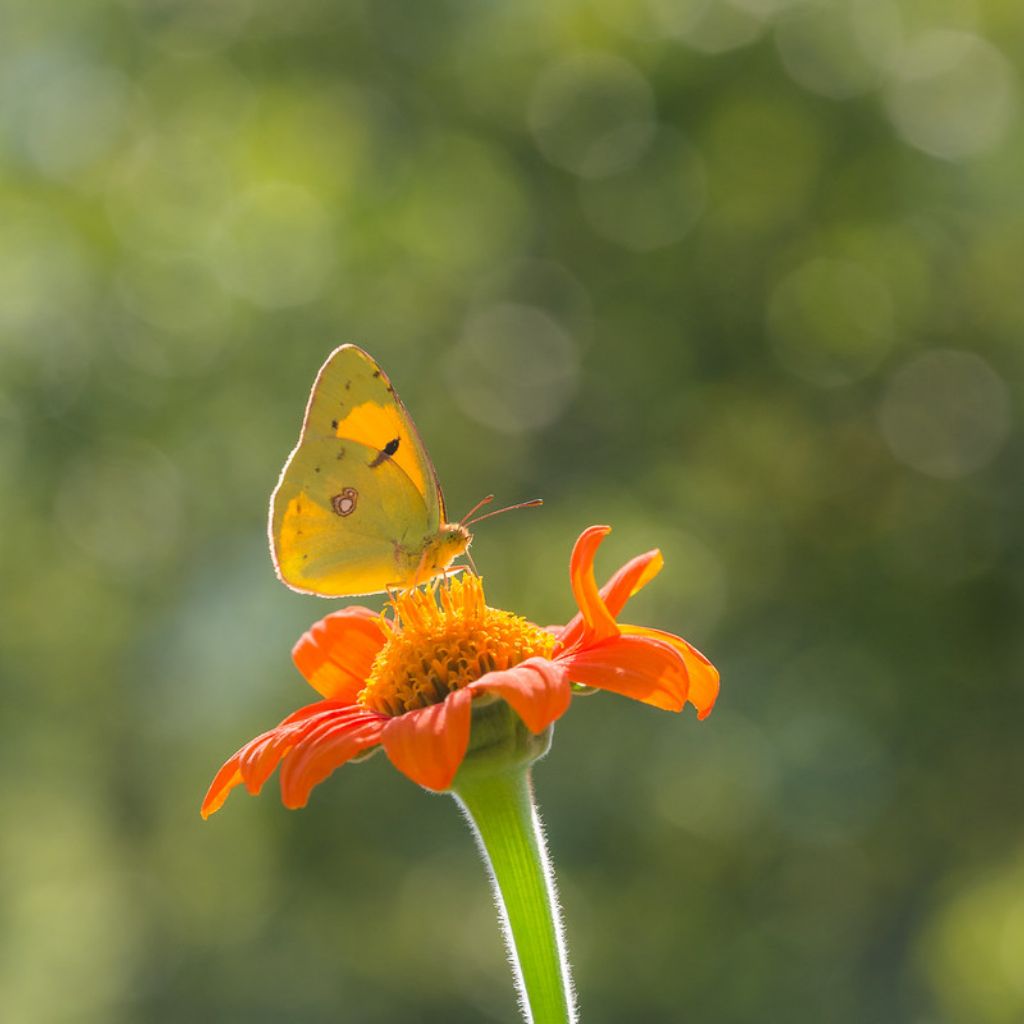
410 497 543 587
435 522 473 563
413 523 472 584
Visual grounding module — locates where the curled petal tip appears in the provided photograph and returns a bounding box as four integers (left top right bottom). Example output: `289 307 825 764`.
569 525 619 644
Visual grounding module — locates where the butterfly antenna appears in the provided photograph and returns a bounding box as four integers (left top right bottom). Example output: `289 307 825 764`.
460 494 495 524
465 548 480 577
465 498 543 527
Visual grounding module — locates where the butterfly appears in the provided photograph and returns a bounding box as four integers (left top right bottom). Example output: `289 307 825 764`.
269 344 540 597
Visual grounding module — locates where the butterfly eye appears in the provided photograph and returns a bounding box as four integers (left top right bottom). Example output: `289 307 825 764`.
331 488 358 517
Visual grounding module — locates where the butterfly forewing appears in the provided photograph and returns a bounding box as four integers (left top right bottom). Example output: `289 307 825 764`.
304 346 445 524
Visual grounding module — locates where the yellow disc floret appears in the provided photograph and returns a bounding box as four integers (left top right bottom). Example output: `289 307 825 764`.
359 575 555 716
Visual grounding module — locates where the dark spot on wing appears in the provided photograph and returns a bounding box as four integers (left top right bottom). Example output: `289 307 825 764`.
331 419 338 430
345 379 351 390
337 446 346 460
372 370 381 378
369 437 400 468
314 466 320 473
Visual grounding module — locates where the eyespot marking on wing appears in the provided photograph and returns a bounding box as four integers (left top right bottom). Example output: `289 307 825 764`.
331 488 358 517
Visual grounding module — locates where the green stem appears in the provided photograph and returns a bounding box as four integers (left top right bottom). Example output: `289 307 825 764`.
452 767 576 1024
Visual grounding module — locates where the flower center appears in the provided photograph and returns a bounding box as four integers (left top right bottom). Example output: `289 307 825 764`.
358 575 555 716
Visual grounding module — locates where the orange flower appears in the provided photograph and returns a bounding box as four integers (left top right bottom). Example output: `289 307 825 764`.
202 525 719 817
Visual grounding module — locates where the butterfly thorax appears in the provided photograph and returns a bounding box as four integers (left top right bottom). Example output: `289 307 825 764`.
409 523 471 586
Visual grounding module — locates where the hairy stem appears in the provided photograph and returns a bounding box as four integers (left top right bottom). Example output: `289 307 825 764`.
452 767 576 1024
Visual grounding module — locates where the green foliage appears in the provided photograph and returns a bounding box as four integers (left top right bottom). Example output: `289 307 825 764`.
1 1 1021 1021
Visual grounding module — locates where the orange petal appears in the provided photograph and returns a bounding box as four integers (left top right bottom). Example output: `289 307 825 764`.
568 525 619 644
201 758 244 819
292 607 387 700
471 657 572 734
381 688 473 791
621 625 720 719
200 702 379 817
201 703 330 818
558 547 664 651
560 633 690 712
236 704 329 793
278 708 385 808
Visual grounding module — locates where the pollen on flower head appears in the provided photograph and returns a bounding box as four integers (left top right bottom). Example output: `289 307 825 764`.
358 575 555 716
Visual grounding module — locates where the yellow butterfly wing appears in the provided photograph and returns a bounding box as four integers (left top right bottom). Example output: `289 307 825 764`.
270 345 447 597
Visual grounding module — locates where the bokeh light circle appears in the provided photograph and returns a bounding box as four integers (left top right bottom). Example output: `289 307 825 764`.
878 349 1011 479
883 31 1018 160
775 0 903 99
3 50 131 182
528 52 656 179
580 129 706 250
446 304 579 434
646 0 767 54
767 258 894 387
920 852 1024 1022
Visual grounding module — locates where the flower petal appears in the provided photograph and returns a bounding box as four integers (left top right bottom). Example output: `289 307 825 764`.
558 547 664 651
236 704 330 793
620 625 720 719
201 760 244 819
381 688 473 791
278 708 385 808
200 702 382 817
568 525 619 644
560 633 691 712
201 702 332 818
292 607 387 700
471 657 572 734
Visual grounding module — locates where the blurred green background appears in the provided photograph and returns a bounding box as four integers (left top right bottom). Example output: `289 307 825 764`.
2 0 1022 1021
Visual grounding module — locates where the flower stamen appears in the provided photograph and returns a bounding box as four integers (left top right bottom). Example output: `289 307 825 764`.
358 576 556 716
